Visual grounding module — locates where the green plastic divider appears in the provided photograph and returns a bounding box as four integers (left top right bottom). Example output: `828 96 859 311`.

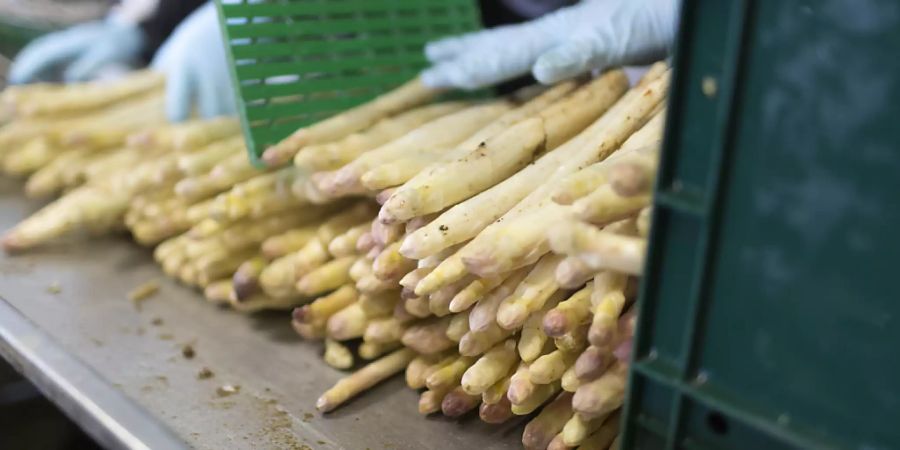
216 0 484 166
623 0 900 449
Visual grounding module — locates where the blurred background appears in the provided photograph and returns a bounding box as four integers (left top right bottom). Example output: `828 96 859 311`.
0 0 110 88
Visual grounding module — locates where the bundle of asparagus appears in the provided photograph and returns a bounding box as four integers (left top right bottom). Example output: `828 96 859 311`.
0 77 168 181
257 64 670 450
125 134 254 246
0 72 245 252
124 89 532 317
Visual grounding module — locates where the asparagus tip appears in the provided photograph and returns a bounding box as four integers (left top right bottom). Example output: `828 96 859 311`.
315 395 332 412
588 326 615 349
377 206 398 225
542 310 569 338
497 303 528 330
479 400 513 424
614 339 633 363
397 237 422 260
447 296 470 314
417 392 442 415
291 306 308 323
610 162 650 197
552 190 576 205
441 390 477 418
1 232 27 253
507 378 533 405
575 347 612 381
261 146 290 168
232 277 260 302
355 232 375 253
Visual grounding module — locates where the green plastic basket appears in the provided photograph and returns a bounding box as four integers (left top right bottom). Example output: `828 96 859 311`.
623 0 900 449
215 0 483 166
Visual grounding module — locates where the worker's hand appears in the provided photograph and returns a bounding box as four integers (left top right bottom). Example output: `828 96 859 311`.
9 19 145 84
151 2 235 122
421 0 679 89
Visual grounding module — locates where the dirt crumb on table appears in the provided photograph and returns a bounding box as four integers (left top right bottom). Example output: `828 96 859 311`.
197 367 214 379
128 279 160 308
217 384 240 397
181 344 196 359
150 317 164 326
47 282 61 294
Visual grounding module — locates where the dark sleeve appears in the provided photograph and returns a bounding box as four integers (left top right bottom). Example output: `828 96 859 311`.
479 0 573 27
138 0 209 62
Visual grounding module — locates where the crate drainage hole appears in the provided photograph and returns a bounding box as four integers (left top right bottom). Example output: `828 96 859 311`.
706 412 729 435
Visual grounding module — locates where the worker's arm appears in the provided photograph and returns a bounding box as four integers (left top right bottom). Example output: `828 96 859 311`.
422 0 681 90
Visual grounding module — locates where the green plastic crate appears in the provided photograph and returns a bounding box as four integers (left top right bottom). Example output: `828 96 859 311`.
215 0 483 166
622 0 900 449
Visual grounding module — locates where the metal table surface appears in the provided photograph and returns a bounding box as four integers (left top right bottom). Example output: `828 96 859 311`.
0 178 525 450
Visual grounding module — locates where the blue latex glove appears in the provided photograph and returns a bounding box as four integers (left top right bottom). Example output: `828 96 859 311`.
9 19 144 84
422 0 680 89
151 1 236 122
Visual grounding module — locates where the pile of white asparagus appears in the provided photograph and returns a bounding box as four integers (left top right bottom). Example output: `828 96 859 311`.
0 71 252 252
264 62 668 450
0 61 669 450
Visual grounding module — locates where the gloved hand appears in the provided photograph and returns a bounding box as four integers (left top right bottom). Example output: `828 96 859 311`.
152 1 236 122
422 0 680 89
9 18 145 84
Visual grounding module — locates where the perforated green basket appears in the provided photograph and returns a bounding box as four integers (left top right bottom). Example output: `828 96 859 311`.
215 0 483 166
